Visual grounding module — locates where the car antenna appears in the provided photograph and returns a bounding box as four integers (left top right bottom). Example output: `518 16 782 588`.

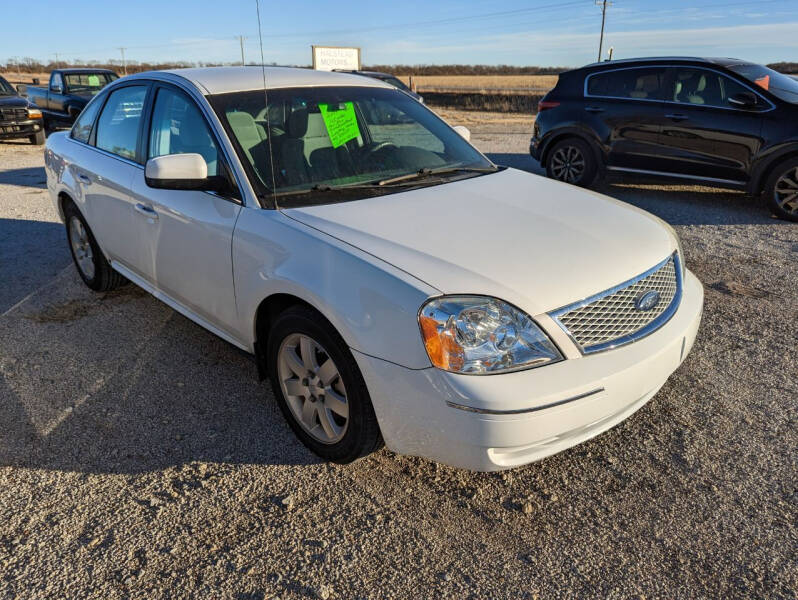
255 0 279 209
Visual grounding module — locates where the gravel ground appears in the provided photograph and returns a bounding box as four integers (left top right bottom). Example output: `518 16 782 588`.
0 117 796 600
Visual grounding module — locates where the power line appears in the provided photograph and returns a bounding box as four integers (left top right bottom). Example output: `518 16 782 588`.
596 0 612 62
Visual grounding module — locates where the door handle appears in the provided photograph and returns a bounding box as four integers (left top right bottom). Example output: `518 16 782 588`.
665 113 688 121
585 106 605 113
134 203 159 221
76 173 91 184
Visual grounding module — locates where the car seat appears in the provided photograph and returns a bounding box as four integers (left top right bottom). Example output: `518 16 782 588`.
280 106 311 185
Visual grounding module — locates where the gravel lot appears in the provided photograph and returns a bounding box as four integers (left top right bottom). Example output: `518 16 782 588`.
1 115 796 600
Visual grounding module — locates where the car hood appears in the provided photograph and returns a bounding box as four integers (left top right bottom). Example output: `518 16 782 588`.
0 95 27 108
282 168 676 316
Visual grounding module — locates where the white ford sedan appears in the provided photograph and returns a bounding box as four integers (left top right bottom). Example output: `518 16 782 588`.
45 67 703 470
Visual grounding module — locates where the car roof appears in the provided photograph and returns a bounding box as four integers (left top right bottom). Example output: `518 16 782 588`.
578 56 750 71
139 66 394 95
57 68 117 74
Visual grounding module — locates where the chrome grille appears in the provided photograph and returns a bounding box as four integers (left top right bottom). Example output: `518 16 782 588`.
550 254 681 354
0 107 27 121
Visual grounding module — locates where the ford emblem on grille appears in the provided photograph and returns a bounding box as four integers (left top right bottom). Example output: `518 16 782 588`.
635 290 661 312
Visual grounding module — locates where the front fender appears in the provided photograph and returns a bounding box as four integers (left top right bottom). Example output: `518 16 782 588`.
232 208 439 369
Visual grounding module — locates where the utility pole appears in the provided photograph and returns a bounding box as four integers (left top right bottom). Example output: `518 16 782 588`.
118 47 127 75
237 35 246 66
596 0 612 62
53 53 60 68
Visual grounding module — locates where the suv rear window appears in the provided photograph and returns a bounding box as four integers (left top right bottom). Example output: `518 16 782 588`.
587 67 668 100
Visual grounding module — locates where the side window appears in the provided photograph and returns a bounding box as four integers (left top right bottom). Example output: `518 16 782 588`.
95 85 147 161
587 67 668 100
671 68 758 108
70 97 103 143
148 87 219 176
51 73 63 91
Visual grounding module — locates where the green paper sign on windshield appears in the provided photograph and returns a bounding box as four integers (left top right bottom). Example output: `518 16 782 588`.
88 75 100 87
319 102 360 148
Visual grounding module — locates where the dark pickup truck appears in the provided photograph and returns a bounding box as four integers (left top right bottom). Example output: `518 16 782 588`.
0 74 45 144
25 68 117 127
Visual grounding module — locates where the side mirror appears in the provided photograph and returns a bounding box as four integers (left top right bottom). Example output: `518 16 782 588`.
145 153 214 191
32 77 40 85
16 84 27 96
728 92 758 109
51 85 62 94
453 125 471 142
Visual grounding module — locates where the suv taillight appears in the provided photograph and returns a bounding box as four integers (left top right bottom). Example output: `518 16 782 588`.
537 100 560 112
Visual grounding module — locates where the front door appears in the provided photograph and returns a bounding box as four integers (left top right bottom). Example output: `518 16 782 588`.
128 84 242 336
656 66 766 183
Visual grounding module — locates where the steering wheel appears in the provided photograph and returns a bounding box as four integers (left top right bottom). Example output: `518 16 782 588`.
366 141 399 156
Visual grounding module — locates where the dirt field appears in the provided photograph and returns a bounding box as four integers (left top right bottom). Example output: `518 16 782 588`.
0 114 796 599
400 74 558 92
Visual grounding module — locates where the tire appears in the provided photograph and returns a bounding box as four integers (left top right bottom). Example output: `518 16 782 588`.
30 130 45 145
546 137 598 187
266 305 383 463
763 156 798 222
63 200 127 291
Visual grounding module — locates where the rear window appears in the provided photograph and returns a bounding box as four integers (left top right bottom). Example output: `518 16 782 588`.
587 67 668 100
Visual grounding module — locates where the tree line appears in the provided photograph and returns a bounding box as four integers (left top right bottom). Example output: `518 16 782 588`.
2 58 796 76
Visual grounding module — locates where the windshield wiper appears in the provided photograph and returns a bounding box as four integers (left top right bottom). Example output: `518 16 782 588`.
271 181 384 198
377 165 499 186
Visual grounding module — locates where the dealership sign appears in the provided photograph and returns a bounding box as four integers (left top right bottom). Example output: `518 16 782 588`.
312 46 361 71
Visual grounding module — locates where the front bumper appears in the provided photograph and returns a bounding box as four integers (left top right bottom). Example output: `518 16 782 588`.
0 119 41 140
354 269 703 471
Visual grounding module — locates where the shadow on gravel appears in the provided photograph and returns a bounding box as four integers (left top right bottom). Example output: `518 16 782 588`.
0 166 47 188
0 218 70 313
486 152 788 227
0 274 321 474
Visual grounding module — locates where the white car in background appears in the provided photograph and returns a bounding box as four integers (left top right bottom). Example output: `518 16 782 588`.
45 67 703 470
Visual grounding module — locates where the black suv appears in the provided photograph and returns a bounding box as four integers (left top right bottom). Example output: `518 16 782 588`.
530 57 798 221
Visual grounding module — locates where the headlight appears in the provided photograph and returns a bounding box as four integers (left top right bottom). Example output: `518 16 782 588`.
27 108 42 119
418 296 562 374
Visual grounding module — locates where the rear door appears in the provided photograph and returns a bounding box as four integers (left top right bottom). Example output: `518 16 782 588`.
656 66 767 183
128 83 242 335
583 66 669 169
74 83 150 266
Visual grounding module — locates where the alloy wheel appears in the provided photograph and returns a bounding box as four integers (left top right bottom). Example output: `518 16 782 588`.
550 145 586 184
277 333 349 444
774 166 798 216
69 216 95 280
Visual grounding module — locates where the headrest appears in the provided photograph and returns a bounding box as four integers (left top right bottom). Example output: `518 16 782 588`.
227 111 261 147
695 75 706 92
287 107 308 138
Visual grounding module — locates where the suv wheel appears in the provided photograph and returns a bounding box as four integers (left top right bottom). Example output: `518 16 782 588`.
765 157 798 222
547 138 597 187
64 201 127 291
266 305 383 463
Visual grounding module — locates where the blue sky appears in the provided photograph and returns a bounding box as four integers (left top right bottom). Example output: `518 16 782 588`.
2 0 797 68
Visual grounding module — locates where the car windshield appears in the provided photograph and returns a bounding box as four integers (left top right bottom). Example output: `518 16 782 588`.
0 76 16 95
210 86 492 206
727 64 798 104
380 76 411 92
64 73 118 95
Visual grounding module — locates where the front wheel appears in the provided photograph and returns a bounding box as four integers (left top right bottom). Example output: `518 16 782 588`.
764 157 798 222
546 138 598 187
266 305 382 463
